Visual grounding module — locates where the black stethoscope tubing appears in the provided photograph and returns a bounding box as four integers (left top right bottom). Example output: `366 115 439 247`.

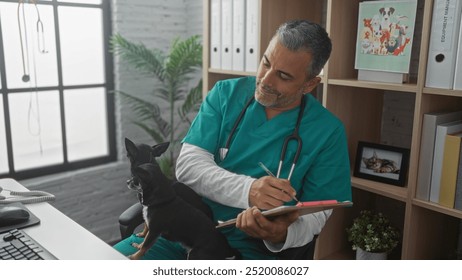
221 95 306 180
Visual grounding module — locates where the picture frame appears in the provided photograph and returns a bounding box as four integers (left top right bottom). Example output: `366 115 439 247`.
354 141 410 187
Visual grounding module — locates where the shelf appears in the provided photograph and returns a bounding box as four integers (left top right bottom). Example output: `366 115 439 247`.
328 78 418 93
319 249 355 260
351 176 408 202
422 87 462 97
208 68 254 76
412 199 462 219
207 70 327 83
203 0 462 260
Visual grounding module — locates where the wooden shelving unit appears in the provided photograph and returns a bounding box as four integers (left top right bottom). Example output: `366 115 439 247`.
202 0 462 259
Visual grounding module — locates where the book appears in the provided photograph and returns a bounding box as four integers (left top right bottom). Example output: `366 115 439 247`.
430 120 462 203
438 132 462 208
416 110 462 200
354 0 418 83
216 200 353 228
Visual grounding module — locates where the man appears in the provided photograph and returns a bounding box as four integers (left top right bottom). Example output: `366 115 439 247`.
115 19 351 259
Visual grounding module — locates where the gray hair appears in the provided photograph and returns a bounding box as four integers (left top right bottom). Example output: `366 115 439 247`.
275 20 332 79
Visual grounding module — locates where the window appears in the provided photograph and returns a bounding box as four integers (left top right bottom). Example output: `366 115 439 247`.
0 0 115 179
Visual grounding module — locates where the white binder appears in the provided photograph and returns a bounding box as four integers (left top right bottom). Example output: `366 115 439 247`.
245 0 259 72
232 0 246 72
221 0 233 70
425 0 462 89
210 0 221 69
454 14 462 90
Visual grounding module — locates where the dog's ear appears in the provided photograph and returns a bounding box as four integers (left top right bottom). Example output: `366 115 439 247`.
125 138 138 158
379 7 385 14
390 7 395 14
134 164 152 182
151 142 170 157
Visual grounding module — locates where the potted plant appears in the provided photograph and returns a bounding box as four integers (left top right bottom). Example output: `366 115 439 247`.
111 34 203 178
346 210 400 260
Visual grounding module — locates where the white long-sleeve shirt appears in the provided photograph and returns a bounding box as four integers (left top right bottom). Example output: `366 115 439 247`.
175 143 331 252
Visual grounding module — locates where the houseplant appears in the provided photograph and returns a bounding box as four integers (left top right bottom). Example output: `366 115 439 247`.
346 210 400 260
111 34 203 178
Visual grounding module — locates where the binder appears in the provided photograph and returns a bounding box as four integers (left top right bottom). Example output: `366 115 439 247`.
232 0 246 72
438 132 462 208
245 0 259 72
454 14 462 90
425 0 462 89
430 120 462 203
416 110 462 201
220 0 233 70
210 0 221 69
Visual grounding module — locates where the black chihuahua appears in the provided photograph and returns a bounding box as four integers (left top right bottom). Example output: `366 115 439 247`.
124 138 239 260
125 137 213 219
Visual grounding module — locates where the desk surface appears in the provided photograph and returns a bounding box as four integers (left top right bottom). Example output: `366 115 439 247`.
0 178 127 260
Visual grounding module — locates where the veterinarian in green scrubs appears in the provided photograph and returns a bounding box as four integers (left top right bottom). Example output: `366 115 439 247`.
114 19 352 260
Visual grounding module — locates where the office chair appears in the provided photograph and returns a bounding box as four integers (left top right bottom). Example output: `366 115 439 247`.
118 203 317 260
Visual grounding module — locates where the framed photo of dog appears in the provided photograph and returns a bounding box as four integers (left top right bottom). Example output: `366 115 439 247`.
354 0 418 74
354 141 410 187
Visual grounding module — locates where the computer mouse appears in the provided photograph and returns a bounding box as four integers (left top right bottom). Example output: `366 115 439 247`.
0 206 30 227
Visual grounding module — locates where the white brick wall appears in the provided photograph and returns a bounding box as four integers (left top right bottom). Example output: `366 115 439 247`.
21 0 203 245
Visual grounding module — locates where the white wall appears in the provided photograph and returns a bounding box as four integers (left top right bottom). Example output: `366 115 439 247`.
21 0 203 245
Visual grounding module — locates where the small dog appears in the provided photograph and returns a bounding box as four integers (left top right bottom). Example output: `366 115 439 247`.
125 137 213 220
124 138 239 260
128 162 240 260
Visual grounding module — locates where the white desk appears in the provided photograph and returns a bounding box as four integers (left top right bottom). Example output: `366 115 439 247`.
0 178 127 260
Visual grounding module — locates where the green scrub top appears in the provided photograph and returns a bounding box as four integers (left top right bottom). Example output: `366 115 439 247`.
183 76 351 258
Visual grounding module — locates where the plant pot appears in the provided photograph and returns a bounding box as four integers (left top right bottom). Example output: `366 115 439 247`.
355 247 387 260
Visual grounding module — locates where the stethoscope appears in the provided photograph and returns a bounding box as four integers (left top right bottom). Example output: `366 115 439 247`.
17 0 48 83
219 95 306 180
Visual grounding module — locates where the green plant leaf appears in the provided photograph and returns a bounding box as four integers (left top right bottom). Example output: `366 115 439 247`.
112 34 203 173
346 210 400 253
179 80 203 124
110 33 166 80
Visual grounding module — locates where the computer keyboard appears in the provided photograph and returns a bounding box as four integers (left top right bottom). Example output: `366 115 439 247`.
0 228 57 260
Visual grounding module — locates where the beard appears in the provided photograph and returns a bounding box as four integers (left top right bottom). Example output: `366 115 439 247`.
255 79 304 109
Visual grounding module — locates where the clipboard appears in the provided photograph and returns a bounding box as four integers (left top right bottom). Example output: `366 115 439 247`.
216 200 353 228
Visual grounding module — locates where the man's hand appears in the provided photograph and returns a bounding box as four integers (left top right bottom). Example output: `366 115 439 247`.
236 206 299 244
249 176 296 209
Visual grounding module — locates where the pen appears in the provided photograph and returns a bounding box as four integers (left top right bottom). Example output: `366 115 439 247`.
258 162 276 177
258 162 300 203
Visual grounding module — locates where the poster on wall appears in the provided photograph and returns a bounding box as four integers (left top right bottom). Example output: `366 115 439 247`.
354 0 418 74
